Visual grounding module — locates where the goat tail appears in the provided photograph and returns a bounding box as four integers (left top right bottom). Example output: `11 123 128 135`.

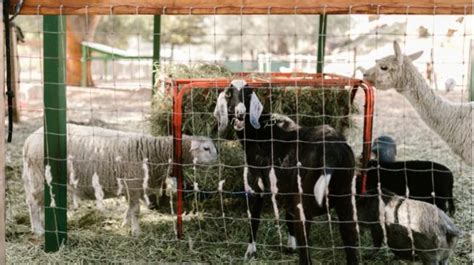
314 168 334 207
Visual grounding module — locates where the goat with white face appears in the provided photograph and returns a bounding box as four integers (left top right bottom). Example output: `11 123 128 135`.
214 81 358 265
363 41 472 165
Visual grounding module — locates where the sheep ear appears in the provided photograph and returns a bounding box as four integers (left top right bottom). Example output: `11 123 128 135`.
249 92 263 129
393 41 403 65
189 140 200 152
408 51 423 61
213 92 229 132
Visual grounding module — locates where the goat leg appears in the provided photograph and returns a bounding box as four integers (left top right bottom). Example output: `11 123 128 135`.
292 195 312 265
367 224 384 258
285 210 297 253
244 193 264 260
334 195 359 265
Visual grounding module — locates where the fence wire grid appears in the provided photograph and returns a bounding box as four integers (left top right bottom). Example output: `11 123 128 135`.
5 4 473 264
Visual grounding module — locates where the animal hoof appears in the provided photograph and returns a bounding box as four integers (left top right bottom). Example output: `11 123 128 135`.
285 235 297 253
244 242 257 260
32 227 45 236
364 249 381 259
131 228 141 237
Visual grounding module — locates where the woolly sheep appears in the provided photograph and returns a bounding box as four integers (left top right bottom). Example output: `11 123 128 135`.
363 41 472 165
357 190 461 264
22 124 217 236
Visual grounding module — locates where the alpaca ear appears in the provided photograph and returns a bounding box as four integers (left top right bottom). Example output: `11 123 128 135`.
213 92 229 132
408 51 423 61
356 66 366 73
249 92 263 129
393 41 403 65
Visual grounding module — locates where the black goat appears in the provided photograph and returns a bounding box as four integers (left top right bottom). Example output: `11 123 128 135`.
371 135 397 162
213 80 358 264
362 160 455 215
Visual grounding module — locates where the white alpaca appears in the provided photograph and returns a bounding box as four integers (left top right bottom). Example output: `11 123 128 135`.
364 41 472 165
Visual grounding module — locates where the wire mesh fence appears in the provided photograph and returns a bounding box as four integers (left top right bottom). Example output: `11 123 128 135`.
5 3 473 264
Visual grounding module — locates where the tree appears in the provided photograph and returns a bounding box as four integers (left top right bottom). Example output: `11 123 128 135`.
161 16 206 60
66 16 100 86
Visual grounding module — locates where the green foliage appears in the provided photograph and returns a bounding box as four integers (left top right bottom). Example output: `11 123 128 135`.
162 16 206 47
94 15 153 49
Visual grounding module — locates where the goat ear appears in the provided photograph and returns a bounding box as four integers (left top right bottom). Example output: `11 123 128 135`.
393 41 403 65
213 92 229 132
249 92 263 129
408 51 423 61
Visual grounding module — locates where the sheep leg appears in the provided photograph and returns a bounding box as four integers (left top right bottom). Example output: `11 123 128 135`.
158 193 172 213
26 195 44 235
147 194 158 210
130 202 141 237
334 196 359 265
123 193 141 237
22 164 45 235
439 258 448 265
244 194 264 260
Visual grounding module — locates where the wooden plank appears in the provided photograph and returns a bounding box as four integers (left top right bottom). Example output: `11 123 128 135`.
10 24 20 123
9 0 473 15
0 3 5 265
469 40 473 101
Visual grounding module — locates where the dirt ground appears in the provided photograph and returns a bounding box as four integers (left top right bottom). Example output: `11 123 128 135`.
5 84 472 263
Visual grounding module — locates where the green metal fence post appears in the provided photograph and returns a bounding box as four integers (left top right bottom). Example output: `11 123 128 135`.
152 15 161 95
317 14 327 73
43 15 68 252
81 45 88 87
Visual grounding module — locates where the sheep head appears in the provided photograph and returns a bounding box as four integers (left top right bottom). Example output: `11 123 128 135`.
363 41 423 92
188 136 218 164
213 80 263 132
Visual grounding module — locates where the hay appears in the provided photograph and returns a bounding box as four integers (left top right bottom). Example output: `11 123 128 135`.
150 63 356 138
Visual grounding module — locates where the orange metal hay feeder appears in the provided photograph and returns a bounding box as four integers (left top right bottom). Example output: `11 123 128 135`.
165 72 374 239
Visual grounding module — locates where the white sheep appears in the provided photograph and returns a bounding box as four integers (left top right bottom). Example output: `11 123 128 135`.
358 190 462 264
22 124 217 236
363 41 473 165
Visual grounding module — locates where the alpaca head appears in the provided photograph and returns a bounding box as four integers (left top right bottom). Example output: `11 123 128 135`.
363 41 423 92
